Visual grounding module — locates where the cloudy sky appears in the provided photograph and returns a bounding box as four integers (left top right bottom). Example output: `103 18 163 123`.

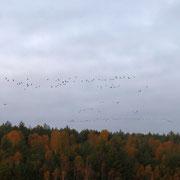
0 0 180 133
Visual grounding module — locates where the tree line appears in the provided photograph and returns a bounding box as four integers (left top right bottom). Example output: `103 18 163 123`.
0 121 180 179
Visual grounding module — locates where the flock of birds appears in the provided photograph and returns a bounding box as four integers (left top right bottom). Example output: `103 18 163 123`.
3 75 138 90
67 116 171 123
1 74 172 124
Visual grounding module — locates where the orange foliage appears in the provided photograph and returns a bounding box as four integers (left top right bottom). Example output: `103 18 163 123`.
7 130 24 145
98 130 109 143
125 145 138 158
127 135 136 144
61 170 66 180
149 138 160 150
155 145 164 161
58 131 69 153
45 150 54 163
139 164 144 177
163 141 174 152
60 154 70 173
42 135 50 148
74 155 84 179
29 133 49 149
154 166 160 180
13 151 22 165
37 125 41 129
88 131 98 146
145 165 152 175
50 130 69 154
74 155 84 172
50 130 61 154
3 124 180 179
44 170 50 180
155 141 175 162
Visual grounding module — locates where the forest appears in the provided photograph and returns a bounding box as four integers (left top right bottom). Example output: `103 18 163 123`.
0 121 180 180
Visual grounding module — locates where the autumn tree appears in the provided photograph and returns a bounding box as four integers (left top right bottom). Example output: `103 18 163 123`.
74 155 84 180
155 144 164 161
50 130 61 154
144 165 153 180
60 154 70 174
98 130 109 144
29 133 49 149
88 131 98 147
13 151 22 165
7 130 24 146
45 150 54 170
50 130 69 154
125 145 138 159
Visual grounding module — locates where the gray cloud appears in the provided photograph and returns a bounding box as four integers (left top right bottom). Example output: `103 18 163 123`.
0 0 180 133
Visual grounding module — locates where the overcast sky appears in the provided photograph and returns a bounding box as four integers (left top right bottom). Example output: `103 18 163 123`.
0 0 180 133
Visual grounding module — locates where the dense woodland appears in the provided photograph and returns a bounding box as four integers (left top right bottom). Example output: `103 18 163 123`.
0 122 180 179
